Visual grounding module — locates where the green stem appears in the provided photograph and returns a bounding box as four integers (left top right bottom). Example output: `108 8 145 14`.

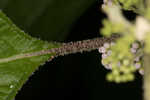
144 53 150 100
146 0 150 6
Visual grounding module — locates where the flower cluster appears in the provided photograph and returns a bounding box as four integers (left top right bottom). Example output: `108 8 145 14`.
98 41 144 83
99 3 150 83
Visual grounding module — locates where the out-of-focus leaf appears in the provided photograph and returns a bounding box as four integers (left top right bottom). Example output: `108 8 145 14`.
2 0 95 41
29 0 95 41
0 0 10 9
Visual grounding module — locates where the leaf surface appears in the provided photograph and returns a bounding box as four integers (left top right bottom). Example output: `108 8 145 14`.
0 11 59 100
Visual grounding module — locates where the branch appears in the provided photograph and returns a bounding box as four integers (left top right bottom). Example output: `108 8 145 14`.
51 34 120 57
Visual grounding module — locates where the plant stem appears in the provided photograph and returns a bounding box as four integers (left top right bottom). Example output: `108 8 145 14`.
52 34 120 57
144 53 150 100
0 35 120 63
146 0 150 9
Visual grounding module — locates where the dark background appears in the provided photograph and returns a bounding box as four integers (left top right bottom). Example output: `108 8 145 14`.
1 0 143 100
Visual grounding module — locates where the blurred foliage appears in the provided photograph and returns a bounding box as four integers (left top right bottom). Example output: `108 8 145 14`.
0 0 95 41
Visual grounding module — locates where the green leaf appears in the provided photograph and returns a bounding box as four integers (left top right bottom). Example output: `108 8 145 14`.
0 11 60 100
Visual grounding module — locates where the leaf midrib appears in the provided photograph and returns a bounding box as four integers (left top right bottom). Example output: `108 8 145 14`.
0 49 54 63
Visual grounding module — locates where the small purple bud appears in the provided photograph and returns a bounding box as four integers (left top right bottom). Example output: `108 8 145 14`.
102 4 106 9
102 53 108 59
98 47 106 53
117 61 121 67
134 57 140 62
134 63 141 69
132 43 139 49
110 42 115 46
104 64 112 70
104 42 110 48
139 69 144 75
108 0 112 6
130 48 136 53
108 64 112 69
103 0 107 3
107 50 112 56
